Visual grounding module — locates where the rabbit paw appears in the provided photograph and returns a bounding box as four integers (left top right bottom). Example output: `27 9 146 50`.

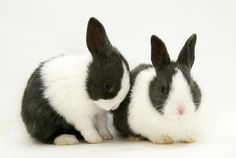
127 135 144 141
54 134 79 145
150 136 174 144
100 132 113 140
182 138 195 144
84 134 103 144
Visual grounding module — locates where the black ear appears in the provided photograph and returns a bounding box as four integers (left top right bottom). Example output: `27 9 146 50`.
177 34 197 69
86 17 111 56
151 35 171 69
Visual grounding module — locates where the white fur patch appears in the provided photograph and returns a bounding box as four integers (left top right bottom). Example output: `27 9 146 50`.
40 53 130 142
41 54 101 125
163 69 196 119
128 67 201 143
54 134 79 145
94 62 130 111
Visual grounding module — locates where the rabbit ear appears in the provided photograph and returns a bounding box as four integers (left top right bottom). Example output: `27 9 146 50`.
151 35 171 69
86 17 111 56
177 34 197 69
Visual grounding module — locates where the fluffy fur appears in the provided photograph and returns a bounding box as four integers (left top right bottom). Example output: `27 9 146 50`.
21 17 130 144
128 67 201 143
113 34 202 144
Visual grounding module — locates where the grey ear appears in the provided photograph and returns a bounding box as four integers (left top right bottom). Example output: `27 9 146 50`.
86 17 111 56
177 34 197 69
151 35 171 69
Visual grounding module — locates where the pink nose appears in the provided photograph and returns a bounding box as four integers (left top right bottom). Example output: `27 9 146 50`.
177 104 185 115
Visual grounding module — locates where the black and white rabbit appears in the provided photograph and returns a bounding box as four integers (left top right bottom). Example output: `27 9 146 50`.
21 17 130 145
113 34 202 144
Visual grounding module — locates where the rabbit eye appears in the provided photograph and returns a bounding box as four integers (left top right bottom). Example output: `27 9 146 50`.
161 86 166 94
103 54 109 61
103 56 108 60
104 82 113 93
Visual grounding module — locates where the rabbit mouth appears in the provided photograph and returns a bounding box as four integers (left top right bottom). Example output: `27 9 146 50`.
164 112 195 120
94 100 119 111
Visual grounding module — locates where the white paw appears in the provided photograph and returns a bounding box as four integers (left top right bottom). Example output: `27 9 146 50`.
54 134 79 145
100 133 113 140
127 135 144 141
182 137 195 144
84 135 103 144
150 136 174 144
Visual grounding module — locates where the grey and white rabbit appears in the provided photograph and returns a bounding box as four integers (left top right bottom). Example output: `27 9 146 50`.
113 34 202 144
21 17 130 145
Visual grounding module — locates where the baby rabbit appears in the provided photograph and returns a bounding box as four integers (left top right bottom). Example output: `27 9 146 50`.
21 17 130 145
113 34 202 144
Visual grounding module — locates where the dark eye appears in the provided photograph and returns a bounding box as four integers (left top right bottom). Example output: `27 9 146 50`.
104 82 113 93
161 86 166 94
103 55 108 60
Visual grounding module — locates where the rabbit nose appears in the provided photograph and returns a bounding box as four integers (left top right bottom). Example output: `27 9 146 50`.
177 104 185 115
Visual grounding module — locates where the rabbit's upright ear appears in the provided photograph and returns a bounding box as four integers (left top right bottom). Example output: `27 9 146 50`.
86 17 111 56
177 34 197 69
151 35 171 70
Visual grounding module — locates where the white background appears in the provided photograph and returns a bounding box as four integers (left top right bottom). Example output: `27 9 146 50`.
0 0 236 157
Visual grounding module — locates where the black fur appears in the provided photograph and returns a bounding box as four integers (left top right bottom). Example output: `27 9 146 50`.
177 34 197 69
113 34 201 137
177 64 201 110
86 48 127 100
21 64 82 144
151 35 170 69
149 64 177 114
86 18 129 100
21 17 129 143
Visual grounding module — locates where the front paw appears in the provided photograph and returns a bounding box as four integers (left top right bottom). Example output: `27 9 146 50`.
182 138 195 144
127 135 144 141
85 135 103 144
54 134 79 145
100 132 113 140
150 136 174 144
